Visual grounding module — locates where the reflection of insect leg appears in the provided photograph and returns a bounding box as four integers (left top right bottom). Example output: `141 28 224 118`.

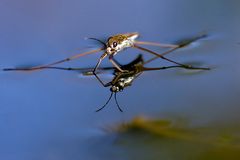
142 65 210 71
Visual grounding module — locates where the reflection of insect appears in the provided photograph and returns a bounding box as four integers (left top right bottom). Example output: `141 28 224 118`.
3 32 206 86
91 54 209 112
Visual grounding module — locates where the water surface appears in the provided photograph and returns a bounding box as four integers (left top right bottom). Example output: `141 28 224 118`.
0 0 240 159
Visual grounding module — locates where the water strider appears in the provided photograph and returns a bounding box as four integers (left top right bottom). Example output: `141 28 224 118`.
5 53 208 112
3 33 210 112
3 32 207 86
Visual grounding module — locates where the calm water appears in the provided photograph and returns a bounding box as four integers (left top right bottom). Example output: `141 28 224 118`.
0 0 240 159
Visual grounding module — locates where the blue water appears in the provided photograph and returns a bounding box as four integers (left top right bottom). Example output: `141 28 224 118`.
0 0 240 159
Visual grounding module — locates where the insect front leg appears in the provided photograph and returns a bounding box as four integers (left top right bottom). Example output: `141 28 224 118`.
93 53 111 87
109 54 127 73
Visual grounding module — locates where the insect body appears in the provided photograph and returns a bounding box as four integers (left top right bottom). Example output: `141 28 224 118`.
92 32 194 86
106 33 138 55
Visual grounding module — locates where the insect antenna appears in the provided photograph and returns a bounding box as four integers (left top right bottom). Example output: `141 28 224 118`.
86 38 107 48
95 92 113 112
114 93 123 112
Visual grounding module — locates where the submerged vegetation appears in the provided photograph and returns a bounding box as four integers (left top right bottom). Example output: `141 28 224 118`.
107 116 240 160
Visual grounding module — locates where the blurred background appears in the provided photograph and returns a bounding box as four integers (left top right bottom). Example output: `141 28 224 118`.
0 0 240 159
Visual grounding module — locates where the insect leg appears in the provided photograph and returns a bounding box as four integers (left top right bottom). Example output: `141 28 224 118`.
109 54 125 72
133 45 193 69
134 41 178 48
144 47 179 65
93 53 110 87
3 48 104 72
138 33 208 65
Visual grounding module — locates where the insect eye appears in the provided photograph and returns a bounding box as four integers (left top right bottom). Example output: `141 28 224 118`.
112 42 118 47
